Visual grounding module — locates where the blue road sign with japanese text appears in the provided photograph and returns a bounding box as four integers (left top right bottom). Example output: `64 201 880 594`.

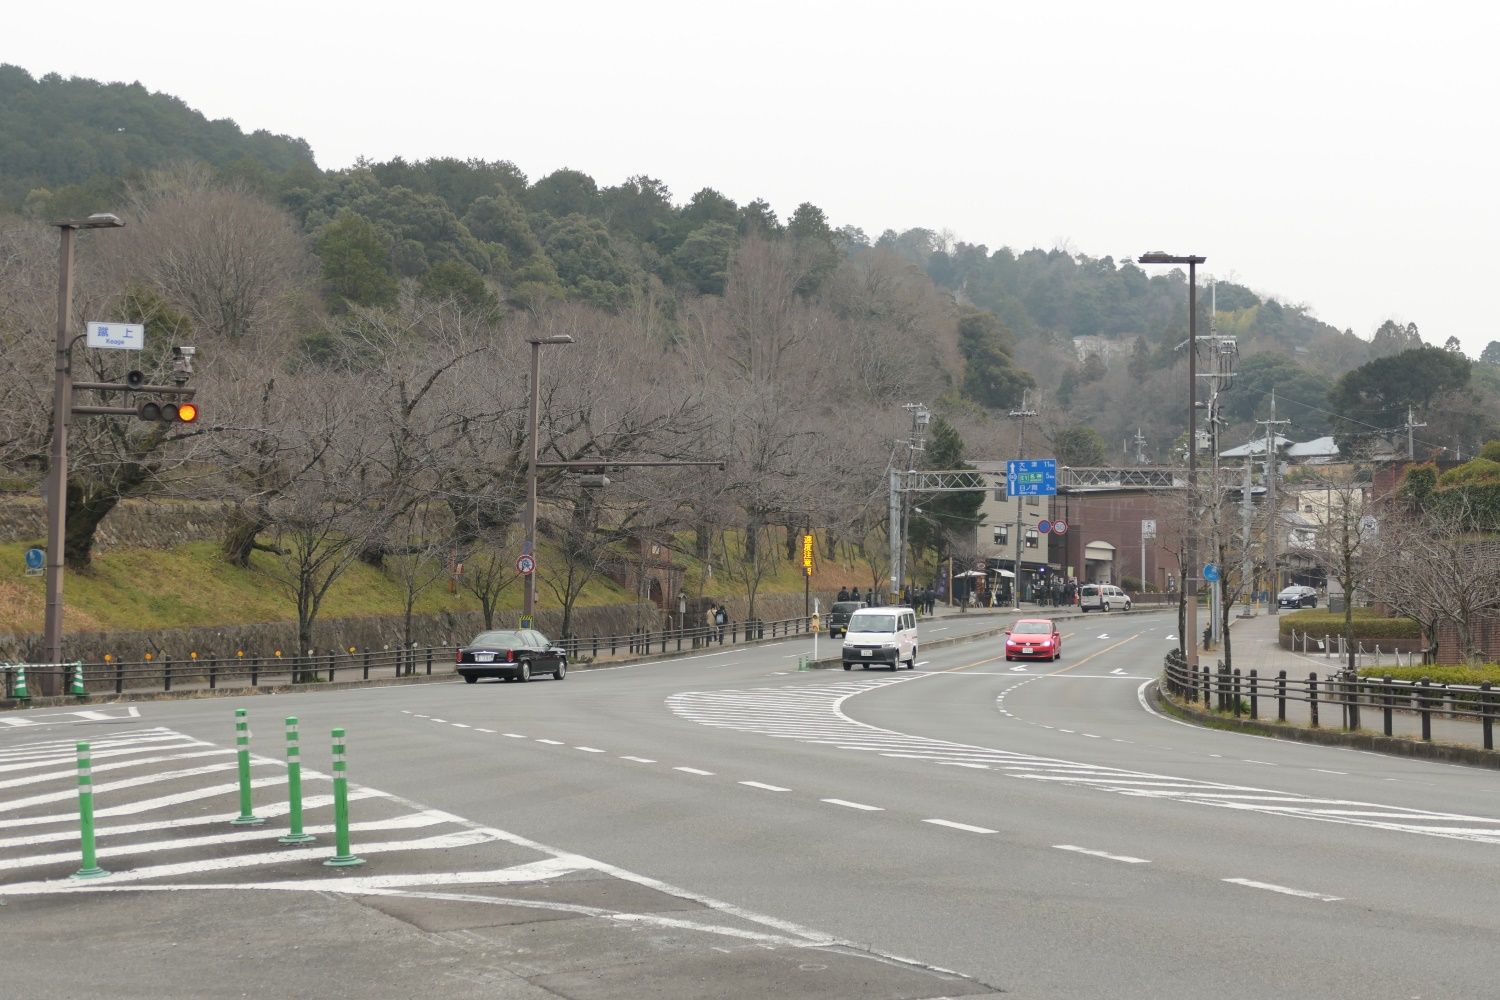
1007 459 1057 497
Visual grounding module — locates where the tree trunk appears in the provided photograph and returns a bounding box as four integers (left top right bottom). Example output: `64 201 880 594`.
64 487 121 569
695 523 710 561
220 509 266 567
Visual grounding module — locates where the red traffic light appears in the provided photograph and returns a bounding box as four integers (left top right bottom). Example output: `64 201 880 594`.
136 401 199 423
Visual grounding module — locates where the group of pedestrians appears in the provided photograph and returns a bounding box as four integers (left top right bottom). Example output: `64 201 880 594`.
703 603 728 640
1031 576 1079 607
835 585 936 615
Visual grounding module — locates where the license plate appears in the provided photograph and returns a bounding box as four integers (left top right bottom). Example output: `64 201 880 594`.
1022 647 1033 654
474 653 494 663
861 649 872 657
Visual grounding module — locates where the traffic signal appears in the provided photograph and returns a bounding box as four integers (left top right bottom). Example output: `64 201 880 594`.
136 400 199 423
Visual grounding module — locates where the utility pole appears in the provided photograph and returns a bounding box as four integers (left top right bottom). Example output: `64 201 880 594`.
1403 405 1426 461
890 403 929 602
1131 427 1149 465
1200 283 1237 645
1257 389 1291 616
1008 390 1036 609
1238 456 1255 616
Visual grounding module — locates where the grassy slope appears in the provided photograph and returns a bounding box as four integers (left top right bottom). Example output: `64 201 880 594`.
0 533 884 636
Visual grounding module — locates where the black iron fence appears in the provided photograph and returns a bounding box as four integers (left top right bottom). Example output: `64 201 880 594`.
2 615 819 700
1162 651 1500 750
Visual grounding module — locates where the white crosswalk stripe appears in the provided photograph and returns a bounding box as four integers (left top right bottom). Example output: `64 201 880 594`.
668 678 1500 845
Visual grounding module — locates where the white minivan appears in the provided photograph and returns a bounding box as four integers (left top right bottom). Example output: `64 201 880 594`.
841 606 918 671
1079 583 1132 612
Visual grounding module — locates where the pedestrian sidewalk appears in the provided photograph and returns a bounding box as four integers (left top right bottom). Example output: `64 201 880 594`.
1179 611 1497 755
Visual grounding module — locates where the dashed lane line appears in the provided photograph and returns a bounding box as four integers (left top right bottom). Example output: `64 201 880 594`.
821 799 883 811
1223 878 1342 902
1054 844 1150 864
674 767 714 776
739 781 791 792
924 819 997 834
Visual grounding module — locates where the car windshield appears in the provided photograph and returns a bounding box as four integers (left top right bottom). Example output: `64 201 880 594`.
849 614 896 633
1080 586 1098 595
470 631 521 647
1013 622 1051 635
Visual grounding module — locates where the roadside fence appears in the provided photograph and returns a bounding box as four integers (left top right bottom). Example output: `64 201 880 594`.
1 614 820 700
1286 628 1420 669
1163 651 1500 749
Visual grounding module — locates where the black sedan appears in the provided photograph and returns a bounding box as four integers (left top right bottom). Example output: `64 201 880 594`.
1277 586 1318 609
456 629 567 683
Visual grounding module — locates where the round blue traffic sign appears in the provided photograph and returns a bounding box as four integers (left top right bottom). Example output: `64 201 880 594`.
1203 563 1220 582
24 547 44 571
1037 519 1052 534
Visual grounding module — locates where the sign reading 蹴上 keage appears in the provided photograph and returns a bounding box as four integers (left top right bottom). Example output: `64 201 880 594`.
86 321 144 351
1006 459 1057 497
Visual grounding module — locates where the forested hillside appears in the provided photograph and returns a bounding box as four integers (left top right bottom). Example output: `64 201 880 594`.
0 65 315 214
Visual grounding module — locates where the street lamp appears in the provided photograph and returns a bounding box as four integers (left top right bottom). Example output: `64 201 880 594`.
43 213 125 685
522 333 574 621
1137 251 1205 673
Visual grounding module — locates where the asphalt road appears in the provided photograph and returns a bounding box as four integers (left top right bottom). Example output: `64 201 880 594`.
5 609 1498 999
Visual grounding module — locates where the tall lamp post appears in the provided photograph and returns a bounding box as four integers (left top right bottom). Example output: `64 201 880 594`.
43 213 125 684
1138 251 1205 673
522 333 574 621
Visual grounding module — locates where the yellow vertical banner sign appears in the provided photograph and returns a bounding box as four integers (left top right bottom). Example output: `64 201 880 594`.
802 532 815 577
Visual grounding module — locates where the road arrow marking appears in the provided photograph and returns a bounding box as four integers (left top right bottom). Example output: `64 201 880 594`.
1110 668 1126 675
1097 634 1111 639
1010 666 1029 672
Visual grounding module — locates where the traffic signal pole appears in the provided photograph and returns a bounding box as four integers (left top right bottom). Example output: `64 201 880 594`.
42 225 77 675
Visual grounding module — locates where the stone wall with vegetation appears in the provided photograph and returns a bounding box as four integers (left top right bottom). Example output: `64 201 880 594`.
0 496 228 550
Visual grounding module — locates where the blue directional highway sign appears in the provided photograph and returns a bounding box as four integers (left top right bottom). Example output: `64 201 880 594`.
1007 459 1057 497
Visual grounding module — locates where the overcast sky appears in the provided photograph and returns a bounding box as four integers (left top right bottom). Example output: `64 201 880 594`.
9 1 1497 355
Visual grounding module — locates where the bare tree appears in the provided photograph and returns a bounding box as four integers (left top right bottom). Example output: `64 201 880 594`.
1297 470 1379 676
119 164 314 341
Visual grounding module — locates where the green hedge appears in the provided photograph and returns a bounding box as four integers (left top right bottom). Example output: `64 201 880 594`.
1277 610 1419 641
1357 664 1500 685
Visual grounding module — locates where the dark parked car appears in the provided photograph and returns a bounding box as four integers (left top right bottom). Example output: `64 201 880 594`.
1277 585 1318 609
827 600 867 638
456 629 567 683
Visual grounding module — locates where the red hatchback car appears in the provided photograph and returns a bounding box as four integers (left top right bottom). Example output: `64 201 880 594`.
1005 618 1061 661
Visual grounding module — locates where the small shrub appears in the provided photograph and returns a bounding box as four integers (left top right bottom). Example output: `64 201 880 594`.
1357 664 1500 686
1278 610 1417 641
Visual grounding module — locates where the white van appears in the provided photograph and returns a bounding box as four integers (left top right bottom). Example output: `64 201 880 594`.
1079 583 1132 612
841 606 918 671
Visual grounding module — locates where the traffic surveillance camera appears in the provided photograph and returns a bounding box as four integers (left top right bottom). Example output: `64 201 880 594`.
173 346 196 360
170 346 196 384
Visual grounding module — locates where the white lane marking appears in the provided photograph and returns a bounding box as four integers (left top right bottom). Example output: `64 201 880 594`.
1312 769 1348 775
574 746 606 753
1 811 453 872
430 718 447 724
930 627 950 632
821 798 882 811
1097 634 1111 639
620 756 656 764
739 781 790 792
915 661 930 667
0 749 232 789
1223 878 1342 902
450 723 471 729
941 761 990 770
1110 668 1126 675
503 733 526 739
1166 635 1177 640
674 767 714 775
1054 844 1151 864
1010 666 1028 672
535 739 563 745
924 819 997 834
705 661 743 669
475 729 496 734
1242 760 1280 767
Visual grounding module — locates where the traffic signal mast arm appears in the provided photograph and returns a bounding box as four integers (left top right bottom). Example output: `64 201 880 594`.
73 380 197 395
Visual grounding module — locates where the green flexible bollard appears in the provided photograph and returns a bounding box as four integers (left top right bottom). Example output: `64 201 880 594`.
278 717 315 845
70 742 109 879
324 728 364 867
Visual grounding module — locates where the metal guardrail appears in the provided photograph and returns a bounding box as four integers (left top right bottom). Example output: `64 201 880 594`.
0 614 824 699
1162 650 1500 749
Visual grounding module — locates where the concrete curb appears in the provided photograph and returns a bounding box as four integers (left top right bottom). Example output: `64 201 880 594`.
1144 680 1500 771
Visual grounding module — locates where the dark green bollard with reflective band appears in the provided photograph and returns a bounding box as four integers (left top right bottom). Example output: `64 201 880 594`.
324 727 363 867
278 716 315 845
231 708 264 826
71 741 109 879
